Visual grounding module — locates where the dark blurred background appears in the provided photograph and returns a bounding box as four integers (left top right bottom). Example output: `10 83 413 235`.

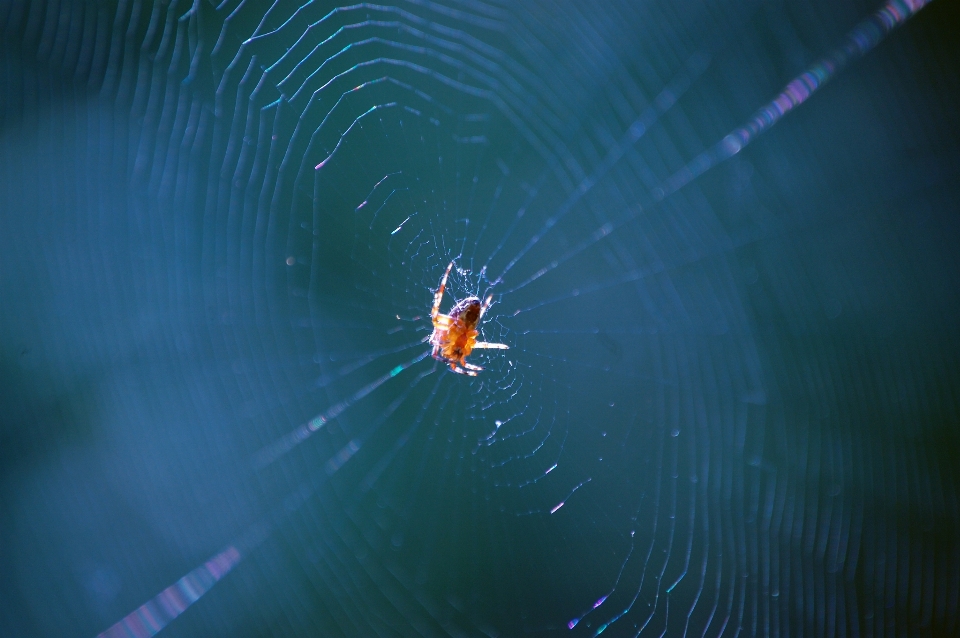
1 0 958 636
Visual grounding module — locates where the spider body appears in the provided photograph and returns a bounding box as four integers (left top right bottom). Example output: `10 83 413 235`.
429 261 508 375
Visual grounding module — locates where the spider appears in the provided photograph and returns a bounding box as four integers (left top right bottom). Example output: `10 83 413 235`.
429 261 509 375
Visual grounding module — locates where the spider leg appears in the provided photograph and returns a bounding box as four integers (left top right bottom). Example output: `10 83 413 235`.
478 294 494 321
431 261 454 320
461 359 484 372
473 341 509 350
449 362 478 376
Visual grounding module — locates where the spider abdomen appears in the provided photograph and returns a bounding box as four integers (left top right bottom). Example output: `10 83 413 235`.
450 297 482 326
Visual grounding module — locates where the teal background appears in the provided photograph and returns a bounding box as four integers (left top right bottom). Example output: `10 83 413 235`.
1 1 958 636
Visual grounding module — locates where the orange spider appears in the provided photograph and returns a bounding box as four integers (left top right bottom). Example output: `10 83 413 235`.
429 261 509 375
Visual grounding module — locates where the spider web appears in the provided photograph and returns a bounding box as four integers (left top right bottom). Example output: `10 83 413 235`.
1 0 958 637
